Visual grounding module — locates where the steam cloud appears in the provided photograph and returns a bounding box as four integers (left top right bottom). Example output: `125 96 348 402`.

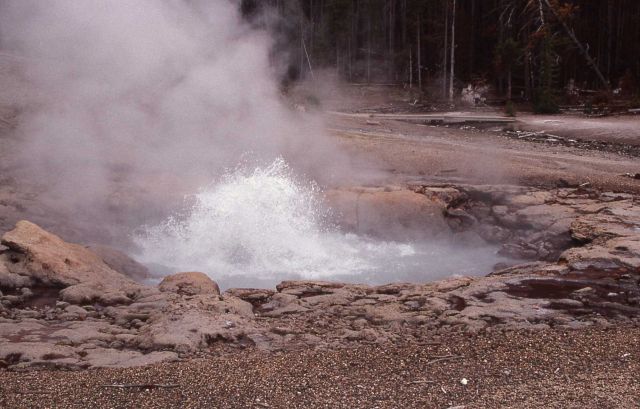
0 0 347 245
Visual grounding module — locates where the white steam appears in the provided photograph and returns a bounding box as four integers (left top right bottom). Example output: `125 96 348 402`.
0 0 346 243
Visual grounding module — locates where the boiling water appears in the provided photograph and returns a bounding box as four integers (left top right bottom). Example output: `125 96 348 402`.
134 158 509 289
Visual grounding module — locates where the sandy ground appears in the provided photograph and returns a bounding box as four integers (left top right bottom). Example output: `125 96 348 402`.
1 326 638 408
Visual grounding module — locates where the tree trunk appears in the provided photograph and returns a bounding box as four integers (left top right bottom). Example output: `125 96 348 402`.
417 14 422 89
449 0 456 102
607 0 613 81
469 0 476 76
524 23 531 100
542 0 610 91
442 0 448 98
409 46 413 88
389 0 396 81
350 0 358 82
300 13 305 78
367 12 371 83
402 0 407 47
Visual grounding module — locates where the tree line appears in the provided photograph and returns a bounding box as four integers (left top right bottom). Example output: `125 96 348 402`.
243 0 640 110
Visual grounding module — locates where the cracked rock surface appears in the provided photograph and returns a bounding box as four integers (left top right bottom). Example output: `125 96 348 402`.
0 184 639 370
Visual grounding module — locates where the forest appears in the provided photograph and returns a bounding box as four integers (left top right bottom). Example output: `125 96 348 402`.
243 0 640 111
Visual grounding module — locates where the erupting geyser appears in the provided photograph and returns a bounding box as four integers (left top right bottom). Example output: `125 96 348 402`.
135 158 510 289
1 1 512 289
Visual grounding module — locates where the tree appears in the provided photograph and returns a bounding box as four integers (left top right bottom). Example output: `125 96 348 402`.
261 0 640 100
495 37 521 100
448 0 456 102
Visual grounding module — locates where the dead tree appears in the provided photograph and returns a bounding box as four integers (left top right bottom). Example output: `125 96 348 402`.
541 0 610 91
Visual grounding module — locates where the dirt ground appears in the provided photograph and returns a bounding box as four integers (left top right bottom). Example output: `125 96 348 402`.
327 112 640 194
516 114 640 146
1 326 639 408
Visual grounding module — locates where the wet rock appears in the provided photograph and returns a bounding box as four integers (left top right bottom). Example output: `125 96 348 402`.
477 224 512 243
325 188 449 240
560 236 640 273
159 272 220 296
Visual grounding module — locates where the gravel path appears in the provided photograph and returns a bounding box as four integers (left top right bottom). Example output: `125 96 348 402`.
2 326 639 408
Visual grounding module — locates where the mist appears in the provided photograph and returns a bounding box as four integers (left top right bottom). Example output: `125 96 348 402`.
0 0 350 245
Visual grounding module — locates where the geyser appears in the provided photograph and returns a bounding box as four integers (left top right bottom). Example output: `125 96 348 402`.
135 158 510 289
1 1 513 289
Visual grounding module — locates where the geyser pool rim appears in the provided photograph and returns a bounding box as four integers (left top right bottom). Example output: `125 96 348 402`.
133 158 514 290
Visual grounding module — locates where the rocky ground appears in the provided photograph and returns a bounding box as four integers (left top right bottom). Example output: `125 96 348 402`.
1 183 638 376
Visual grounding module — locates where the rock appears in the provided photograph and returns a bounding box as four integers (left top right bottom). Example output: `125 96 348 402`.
63 305 87 319
0 260 34 288
1 221 142 306
55 300 70 309
573 287 594 295
50 322 115 344
477 224 511 243
325 188 450 240
81 348 178 368
137 309 254 353
20 287 33 298
59 283 134 306
1 221 135 288
560 237 640 274
0 341 79 366
225 288 274 306
1 185 640 369
159 272 220 296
